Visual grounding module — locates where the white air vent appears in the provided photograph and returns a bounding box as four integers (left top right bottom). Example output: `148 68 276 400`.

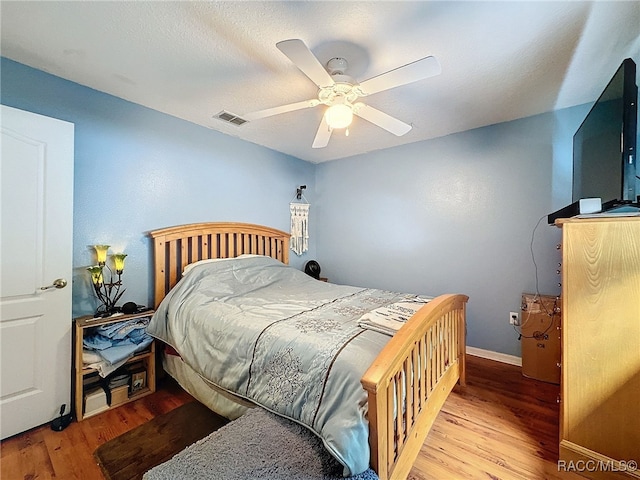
214 111 248 126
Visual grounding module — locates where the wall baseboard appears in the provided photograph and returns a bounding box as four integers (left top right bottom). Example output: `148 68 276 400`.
466 346 522 367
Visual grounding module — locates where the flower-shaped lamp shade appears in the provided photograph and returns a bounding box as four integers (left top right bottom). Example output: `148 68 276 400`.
112 253 127 274
93 245 110 265
87 265 104 286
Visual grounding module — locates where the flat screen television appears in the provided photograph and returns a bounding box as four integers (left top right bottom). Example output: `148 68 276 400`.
572 58 638 210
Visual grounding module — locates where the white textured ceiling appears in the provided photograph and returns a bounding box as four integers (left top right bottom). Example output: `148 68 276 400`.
1 1 639 163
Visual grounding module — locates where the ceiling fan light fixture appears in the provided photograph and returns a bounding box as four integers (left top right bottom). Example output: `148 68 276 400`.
240 39 441 148
325 104 353 129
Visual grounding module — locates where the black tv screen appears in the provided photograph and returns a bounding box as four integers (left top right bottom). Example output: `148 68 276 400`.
572 58 638 208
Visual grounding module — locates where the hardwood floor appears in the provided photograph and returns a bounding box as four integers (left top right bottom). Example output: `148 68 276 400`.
1 355 584 480
0 379 193 480
409 355 583 480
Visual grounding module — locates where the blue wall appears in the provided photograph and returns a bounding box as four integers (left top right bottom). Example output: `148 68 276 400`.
3 55 637 357
314 109 588 357
1 58 316 317
311 53 640 357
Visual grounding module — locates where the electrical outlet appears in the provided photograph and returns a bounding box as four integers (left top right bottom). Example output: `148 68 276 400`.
509 311 520 326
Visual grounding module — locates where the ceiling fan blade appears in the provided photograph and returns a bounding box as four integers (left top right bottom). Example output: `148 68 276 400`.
358 56 441 96
312 114 332 148
276 39 335 88
243 99 318 121
354 103 412 136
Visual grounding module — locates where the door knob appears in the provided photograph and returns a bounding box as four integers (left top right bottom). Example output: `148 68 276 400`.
41 278 68 290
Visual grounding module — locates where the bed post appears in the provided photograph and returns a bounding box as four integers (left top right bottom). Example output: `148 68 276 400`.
366 388 387 479
153 235 166 309
458 300 467 387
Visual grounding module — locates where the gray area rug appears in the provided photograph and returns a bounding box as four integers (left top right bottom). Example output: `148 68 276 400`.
143 407 379 480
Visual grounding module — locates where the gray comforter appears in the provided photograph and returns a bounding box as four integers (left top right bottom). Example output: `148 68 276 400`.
147 255 420 476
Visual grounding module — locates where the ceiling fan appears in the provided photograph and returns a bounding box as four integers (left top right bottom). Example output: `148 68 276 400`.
228 39 441 149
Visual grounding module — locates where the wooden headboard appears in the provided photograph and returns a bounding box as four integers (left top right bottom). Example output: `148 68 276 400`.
149 222 290 308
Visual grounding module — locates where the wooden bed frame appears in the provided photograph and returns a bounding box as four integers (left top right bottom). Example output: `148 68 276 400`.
149 222 468 480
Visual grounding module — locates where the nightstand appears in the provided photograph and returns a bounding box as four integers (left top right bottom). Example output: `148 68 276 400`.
73 310 156 421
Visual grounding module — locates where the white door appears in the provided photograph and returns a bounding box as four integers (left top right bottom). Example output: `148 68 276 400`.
0 105 74 439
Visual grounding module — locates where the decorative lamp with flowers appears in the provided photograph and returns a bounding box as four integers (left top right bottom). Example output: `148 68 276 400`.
87 245 127 316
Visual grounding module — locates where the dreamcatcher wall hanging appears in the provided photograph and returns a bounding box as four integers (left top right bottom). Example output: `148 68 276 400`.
290 185 309 256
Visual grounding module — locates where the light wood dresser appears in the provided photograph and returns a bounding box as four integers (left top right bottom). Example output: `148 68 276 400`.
556 216 640 479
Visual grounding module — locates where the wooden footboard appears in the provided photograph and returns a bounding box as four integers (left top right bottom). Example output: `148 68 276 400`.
361 293 468 480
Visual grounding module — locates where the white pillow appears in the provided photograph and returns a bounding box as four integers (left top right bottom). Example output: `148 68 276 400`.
182 254 264 275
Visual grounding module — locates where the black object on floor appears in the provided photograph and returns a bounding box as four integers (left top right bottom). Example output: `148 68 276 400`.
51 404 72 432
